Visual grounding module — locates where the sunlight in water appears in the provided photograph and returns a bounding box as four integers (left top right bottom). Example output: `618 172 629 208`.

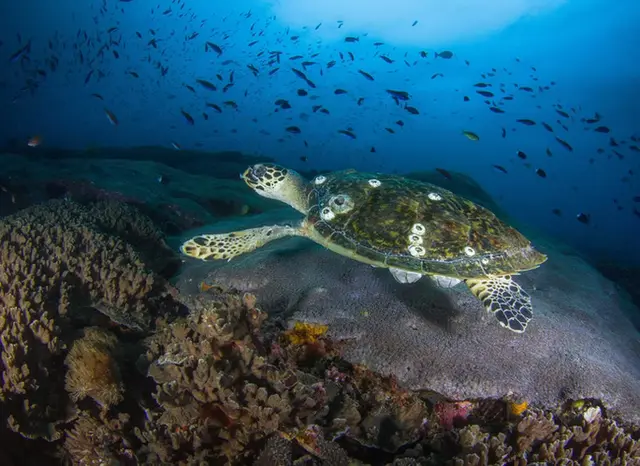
263 0 568 44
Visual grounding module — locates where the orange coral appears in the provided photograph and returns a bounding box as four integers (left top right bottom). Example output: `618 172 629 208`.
284 322 328 346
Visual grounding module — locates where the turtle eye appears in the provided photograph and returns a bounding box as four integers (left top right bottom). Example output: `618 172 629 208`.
334 196 345 206
253 165 267 178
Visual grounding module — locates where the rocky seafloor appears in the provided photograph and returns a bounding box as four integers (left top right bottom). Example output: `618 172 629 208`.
0 147 639 465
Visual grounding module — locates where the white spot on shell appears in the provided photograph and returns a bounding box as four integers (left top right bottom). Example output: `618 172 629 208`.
481 258 489 265
428 192 442 201
408 234 423 245
408 244 426 257
314 175 327 185
464 246 476 256
411 223 426 236
320 206 335 221
329 194 354 213
368 179 381 188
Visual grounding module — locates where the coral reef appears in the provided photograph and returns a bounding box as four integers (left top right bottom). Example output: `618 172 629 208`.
0 199 181 440
0 196 638 465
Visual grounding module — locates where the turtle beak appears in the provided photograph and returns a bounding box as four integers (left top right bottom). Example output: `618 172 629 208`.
242 167 258 185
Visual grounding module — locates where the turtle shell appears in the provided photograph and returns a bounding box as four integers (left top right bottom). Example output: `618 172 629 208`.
306 170 546 278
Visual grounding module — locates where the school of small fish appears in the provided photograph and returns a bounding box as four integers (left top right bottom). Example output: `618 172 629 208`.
2 0 639 224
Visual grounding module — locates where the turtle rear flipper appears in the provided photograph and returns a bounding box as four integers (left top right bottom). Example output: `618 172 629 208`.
465 276 533 333
181 224 301 261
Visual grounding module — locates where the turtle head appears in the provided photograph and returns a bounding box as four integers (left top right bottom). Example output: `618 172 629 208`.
241 163 310 214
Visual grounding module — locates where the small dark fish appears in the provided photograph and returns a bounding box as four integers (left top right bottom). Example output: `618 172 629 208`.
286 126 301 134
206 102 222 113
412 20 418 26
345 36 359 42
463 96 470 102
419 51 428 58
546 148 553 157
462 130 479 141
358 70 374 81
380 55 394 64
291 68 308 81
474 82 490 88
269 67 280 75
519 86 534 92
476 90 493 97
576 213 590 225
180 109 195 125
202 113 209 120
490 107 504 114
542 122 553 132
386 89 410 101
196 79 217 91
206 42 223 55
296 89 308 96
385 128 395 134
552 208 562 216
435 51 453 59
517 150 527 159
556 109 570 118
334 89 348 95
338 129 356 139
555 137 573 151
370 146 376 152
300 155 307 162
501 127 506 138
431 73 443 79
91 93 104 100
535 168 547 178
128 71 139 78
104 107 118 126
493 165 508 174
357 97 364 106
594 126 610 133
436 168 452 180
405 105 419 115
396 120 404 127
516 119 536 126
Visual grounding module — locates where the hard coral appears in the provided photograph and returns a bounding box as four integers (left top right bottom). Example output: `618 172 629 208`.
0 199 180 439
64 327 123 408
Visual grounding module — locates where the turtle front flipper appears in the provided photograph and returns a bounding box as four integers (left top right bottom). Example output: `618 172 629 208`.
465 276 533 333
181 224 302 261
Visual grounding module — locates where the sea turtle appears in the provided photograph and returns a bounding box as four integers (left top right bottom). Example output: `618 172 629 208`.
181 163 547 332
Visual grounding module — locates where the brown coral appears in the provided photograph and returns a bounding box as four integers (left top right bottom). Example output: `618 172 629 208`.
64 327 123 408
0 199 181 439
63 411 134 465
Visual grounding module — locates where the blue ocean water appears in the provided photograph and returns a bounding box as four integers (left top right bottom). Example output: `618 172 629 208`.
1 0 639 267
